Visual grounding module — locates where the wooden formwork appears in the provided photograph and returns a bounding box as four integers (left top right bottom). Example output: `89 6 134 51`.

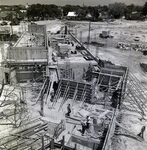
52 79 94 109
94 65 128 106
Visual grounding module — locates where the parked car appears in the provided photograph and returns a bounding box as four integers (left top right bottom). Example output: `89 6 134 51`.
1 21 7 26
134 37 140 41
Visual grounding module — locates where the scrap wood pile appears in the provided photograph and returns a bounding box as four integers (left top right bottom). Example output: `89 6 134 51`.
0 117 58 150
117 42 147 51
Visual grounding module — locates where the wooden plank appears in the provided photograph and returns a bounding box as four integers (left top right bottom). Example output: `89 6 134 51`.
72 134 100 144
93 72 122 78
101 67 125 74
66 119 81 125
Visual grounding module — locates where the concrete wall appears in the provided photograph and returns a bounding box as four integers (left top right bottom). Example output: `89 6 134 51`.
58 59 97 81
28 24 46 34
7 47 47 60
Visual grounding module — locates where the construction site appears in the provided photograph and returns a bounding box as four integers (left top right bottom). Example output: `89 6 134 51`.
0 19 147 150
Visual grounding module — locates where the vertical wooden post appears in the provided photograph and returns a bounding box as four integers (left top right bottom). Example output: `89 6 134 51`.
92 143 95 150
80 31 82 43
41 136 44 150
41 93 44 116
88 21 91 45
75 27 77 38
50 139 54 149
61 136 65 150
74 144 77 150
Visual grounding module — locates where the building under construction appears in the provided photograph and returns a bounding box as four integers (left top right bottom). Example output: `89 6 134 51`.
0 22 146 150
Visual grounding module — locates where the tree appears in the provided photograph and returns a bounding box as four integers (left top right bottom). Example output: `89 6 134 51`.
92 7 99 20
101 5 108 12
109 3 126 19
26 4 61 20
142 2 147 16
88 6 99 21
76 6 88 19
62 5 73 16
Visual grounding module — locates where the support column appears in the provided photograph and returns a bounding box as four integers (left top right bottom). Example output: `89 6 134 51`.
41 136 44 150
41 93 44 116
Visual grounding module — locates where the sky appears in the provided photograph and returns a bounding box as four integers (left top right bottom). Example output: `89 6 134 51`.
0 0 146 6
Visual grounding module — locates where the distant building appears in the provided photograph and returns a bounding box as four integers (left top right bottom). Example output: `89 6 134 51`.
130 12 142 20
85 13 92 19
67 12 77 19
67 12 77 17
20 10 27 13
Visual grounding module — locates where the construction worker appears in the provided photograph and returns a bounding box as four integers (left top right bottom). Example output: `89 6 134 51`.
81 116 90 136
53 81 58 95
65 104 71 117
111 89 120 108
137 126 146 138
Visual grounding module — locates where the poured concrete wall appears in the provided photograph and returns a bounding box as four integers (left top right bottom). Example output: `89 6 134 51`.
28 24 46 34
58 58 97 81
7 47 47 60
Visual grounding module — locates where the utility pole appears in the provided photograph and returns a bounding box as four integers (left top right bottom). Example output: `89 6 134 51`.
96 46 99 58
40 93 44 116
87 21 91 45
80 30 82 43
75 26 77 38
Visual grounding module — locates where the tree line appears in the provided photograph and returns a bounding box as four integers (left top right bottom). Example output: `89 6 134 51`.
26 2 147 21
1 2 147 23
